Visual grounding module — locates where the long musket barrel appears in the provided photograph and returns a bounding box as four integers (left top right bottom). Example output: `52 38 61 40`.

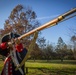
18 8 76 40
15 8 76 70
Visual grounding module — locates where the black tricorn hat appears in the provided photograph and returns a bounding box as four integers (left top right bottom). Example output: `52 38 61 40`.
1 34 10 43
1 32 20 43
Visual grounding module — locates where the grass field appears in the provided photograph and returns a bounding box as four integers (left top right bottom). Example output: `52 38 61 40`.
0 60 76 75
25 60 76 75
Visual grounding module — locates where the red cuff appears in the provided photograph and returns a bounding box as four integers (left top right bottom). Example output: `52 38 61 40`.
0 42 7 50
15 43 23 52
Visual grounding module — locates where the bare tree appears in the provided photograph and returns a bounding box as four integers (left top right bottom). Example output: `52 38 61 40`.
68 26 76 59
71 35 76 59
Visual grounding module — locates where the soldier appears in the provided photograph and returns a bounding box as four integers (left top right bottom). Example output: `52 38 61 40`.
0 32 28 75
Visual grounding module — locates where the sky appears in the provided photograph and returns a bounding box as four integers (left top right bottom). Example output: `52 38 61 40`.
0 0 76 44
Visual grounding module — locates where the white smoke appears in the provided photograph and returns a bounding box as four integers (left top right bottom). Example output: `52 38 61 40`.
36 15 59 20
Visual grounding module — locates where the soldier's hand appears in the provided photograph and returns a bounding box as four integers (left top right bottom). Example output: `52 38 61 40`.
7 42 13 49
14 38 21 45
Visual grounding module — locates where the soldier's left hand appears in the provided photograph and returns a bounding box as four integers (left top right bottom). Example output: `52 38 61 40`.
14 38 21 45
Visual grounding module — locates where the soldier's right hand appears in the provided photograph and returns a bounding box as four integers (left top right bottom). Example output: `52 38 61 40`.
7 42 13 49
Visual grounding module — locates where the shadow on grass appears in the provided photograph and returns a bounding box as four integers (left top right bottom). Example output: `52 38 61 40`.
26 68 76 75
27 60 76 65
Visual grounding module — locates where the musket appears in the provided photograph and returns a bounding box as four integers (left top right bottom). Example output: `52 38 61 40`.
16 8 76 70
18 8 76 40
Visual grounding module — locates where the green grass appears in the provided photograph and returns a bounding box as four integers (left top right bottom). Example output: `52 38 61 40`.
0 60 76 75
0 61 3 71
25 60 76 75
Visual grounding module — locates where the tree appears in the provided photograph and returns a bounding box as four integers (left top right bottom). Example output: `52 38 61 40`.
68 27 76 59
43 43 54 61
56 37 68 62
30 43 42 61
4 5 38 34
30 37 46 61
71 35 76 59
0 4 40 47
37 37 46 49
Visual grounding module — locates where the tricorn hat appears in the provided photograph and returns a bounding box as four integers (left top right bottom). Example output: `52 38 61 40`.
1 32 20 43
